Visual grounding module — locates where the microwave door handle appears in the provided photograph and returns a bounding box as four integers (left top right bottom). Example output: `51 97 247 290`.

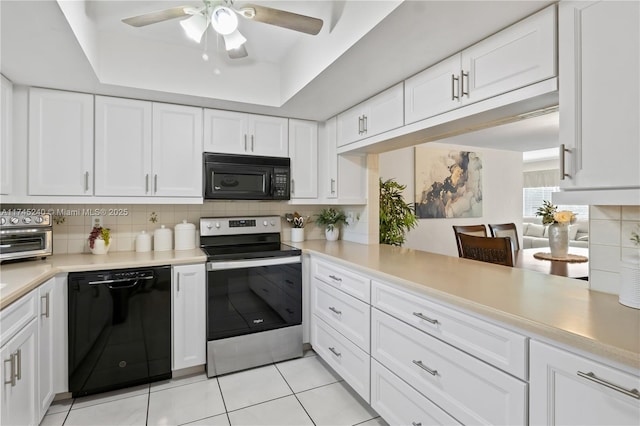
270 174 275 196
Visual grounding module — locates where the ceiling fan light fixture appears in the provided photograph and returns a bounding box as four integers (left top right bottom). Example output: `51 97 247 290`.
238 7 256 19
223 30 247 51
211 6 238 35
180 13 208 43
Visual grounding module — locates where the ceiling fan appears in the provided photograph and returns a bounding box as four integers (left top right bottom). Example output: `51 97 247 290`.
121 0 324 59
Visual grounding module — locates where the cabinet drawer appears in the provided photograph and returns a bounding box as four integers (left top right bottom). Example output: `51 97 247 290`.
0 290 37 347
312 259 370 303
372 280 527 379
371 308 527 425
371 359 461 426
312 278 370 352
311 315 370 403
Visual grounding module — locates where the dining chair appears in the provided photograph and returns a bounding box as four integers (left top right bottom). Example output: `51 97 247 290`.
458 233 514 267
488 223 520 250
452 225 487 257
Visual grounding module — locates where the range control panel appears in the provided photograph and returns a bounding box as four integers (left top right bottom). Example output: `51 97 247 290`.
200 216 281 236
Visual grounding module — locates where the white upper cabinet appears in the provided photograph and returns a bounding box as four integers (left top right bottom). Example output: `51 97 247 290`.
204 109 288 157
337 83 404 147
1 76 12 195
289 119 318 199
95 96 152 196
460 5 556 106
28 88 94 196
95 98 202 198
404 5 556 125
152 103 203 197
318 117 338 200
530 340 640 426
558 0 640 193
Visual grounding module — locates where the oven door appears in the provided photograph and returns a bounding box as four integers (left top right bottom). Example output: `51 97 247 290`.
206 256 302 341
204 163 272 200
0 229 52 261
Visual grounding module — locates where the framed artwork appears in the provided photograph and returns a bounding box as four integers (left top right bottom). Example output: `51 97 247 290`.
414 147 483 219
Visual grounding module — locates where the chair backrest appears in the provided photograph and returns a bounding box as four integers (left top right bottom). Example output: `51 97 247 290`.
488 223 520 250
458 233 514 267
452 225 487 257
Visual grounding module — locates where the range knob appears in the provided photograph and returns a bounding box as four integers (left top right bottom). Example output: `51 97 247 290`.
215 222 221 229
34 216 44 224
0 217 5 225
206 223 212 230
270 220 276 226
263 220 268 227
23 217 32 224
10 217 19 225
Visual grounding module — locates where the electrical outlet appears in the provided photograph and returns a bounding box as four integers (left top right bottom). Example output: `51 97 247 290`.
92 216 103 228
346 211 355 225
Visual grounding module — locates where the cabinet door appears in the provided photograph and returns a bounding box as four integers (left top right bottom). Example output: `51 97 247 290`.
336 105 366 147
37 278 57 420
530 340 640 425
249 115 288 157
1 320 38 426
203 109 247 154
461 5 556 105
363 82 404 137
559 1 640 190
337 154 367 204
289 119 318 199
172 264 206 370
318 117 338 200
152 103 203 197
1 76 12 195
95 96 152 196
28 88 94 195
404 55 462 124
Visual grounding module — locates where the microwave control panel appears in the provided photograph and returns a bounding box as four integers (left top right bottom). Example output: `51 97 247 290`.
273 168 290 199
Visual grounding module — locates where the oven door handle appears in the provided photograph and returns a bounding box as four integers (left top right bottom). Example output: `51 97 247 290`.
207 256 301 271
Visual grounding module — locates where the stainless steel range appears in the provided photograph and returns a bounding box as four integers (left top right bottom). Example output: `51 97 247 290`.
200 216 303 377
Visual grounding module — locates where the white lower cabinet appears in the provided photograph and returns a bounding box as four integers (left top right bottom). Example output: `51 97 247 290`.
371 359 461 426
371 308 526 425
172 264 206 370
530 340 640 425
37 277 59 420
311 315 370 402
1 291 39 426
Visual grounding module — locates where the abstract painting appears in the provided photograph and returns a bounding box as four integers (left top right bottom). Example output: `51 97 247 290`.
414 147 483 219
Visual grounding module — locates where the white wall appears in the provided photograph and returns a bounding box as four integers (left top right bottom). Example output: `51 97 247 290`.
380 142 523 256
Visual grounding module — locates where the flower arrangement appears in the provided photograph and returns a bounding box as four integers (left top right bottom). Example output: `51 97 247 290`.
536 200 576 225
284 212 310 228
88 226 111 249
631 224 640 246
315 208 347 231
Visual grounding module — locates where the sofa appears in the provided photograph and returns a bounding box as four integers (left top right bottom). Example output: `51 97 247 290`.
522 216 589 249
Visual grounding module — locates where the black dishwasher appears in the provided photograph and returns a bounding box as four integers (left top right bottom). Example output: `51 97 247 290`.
68 266 172 397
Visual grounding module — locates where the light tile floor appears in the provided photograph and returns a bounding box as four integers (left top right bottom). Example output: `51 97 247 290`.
41 350 387 426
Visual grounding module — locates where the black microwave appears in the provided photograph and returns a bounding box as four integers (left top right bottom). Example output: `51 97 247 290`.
203 153 290 200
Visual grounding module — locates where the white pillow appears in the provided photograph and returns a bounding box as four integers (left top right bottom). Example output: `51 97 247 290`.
526 223 546 238
522 223 530 234
577 235 589 241
568 224 580 240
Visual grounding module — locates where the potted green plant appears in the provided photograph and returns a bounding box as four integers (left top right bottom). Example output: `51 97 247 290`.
88 226 111 254
379 178 418 246
315 208 347 241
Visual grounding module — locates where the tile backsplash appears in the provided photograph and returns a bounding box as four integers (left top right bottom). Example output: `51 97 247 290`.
6 202 367 254
589 205 640 295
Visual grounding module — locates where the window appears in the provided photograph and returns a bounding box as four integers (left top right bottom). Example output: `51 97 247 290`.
523 187 589 218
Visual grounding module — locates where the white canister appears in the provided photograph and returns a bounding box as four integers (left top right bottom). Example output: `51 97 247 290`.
135 231 152 253
154 225 173 252
174 220 196 250
620 254 640 309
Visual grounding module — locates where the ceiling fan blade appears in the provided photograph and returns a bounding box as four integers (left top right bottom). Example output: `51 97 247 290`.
241 4 323 35
228 45 248 59
122 6 192 27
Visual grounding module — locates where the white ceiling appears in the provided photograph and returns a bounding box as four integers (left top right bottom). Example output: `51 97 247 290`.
0 0 558 150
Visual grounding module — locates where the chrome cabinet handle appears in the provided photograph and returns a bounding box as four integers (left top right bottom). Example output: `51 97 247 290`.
328 274 342 282
251 135 254 152
461 70 469 97
412 359 438 376
84 171 89 192
451 74 460 100
328 306 342 315
4 355 15 386
154 174 158 194
244 134 248 151
176 275 180 292
560 144 571 180
413 312 438 325
145 174 149 193
358 115 365 134
577 371 640 399
291 179 295 195
41 293 50 318
328 347 341 357
363 115 368 133
15 349 21 381
412 423 422 426
330 178 336 194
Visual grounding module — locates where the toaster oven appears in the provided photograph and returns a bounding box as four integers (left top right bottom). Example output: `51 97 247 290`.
0 212 52 262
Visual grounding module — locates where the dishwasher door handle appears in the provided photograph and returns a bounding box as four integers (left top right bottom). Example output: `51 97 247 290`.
88 276 154 286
